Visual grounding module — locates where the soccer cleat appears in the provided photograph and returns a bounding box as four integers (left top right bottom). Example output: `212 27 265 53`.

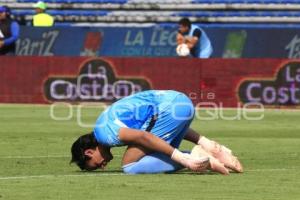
198 137 243 173
191 145 229 175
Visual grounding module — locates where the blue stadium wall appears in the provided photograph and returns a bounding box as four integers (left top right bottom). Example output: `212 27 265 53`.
16 26 300 58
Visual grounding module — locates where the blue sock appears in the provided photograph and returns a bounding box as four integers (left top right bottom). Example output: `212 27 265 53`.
122 152 186 174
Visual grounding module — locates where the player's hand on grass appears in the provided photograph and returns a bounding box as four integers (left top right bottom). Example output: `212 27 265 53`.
191 145 230 175
198 137 243 173
171 149 209 172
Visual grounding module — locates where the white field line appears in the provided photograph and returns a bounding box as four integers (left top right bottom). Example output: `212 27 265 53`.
0 168 297 180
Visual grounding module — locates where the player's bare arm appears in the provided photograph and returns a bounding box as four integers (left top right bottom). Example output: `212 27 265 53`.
185 36 199 49
122 144 151 165
176 33 185 45
176 33 198 49
184 128 201 144
119 127 175 156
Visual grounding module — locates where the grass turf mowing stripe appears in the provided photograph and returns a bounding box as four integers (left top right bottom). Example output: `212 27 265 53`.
0 168 299 180
0 173 125 180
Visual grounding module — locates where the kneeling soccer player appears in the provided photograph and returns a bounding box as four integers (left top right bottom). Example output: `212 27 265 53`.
71 90 243 175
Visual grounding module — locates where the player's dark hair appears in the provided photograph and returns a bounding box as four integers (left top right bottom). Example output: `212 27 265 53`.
70 132 98 170
178 17 191 29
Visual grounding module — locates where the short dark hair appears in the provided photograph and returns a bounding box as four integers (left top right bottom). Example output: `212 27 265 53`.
178 17 191 29
70 132 98 170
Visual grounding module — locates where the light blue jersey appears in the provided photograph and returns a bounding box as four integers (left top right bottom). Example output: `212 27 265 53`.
185 24 213 58
93 90 194 147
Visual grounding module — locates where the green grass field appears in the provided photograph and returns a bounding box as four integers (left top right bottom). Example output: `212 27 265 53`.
0 104 300 200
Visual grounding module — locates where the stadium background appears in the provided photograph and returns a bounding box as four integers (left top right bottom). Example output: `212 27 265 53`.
1 0 300 200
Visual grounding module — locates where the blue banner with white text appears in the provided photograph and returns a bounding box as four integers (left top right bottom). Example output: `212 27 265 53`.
16 26 300 58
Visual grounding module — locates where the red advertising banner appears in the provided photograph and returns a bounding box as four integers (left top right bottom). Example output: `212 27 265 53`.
0 57 299 107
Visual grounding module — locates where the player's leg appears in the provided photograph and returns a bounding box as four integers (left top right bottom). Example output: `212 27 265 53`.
123 152 184 174
121 145 186 174
169 118 192 148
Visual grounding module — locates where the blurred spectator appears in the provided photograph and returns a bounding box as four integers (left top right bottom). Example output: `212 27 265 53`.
32 1 54 27
3 5 26 26
0 6 20 55
177 17 213 58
